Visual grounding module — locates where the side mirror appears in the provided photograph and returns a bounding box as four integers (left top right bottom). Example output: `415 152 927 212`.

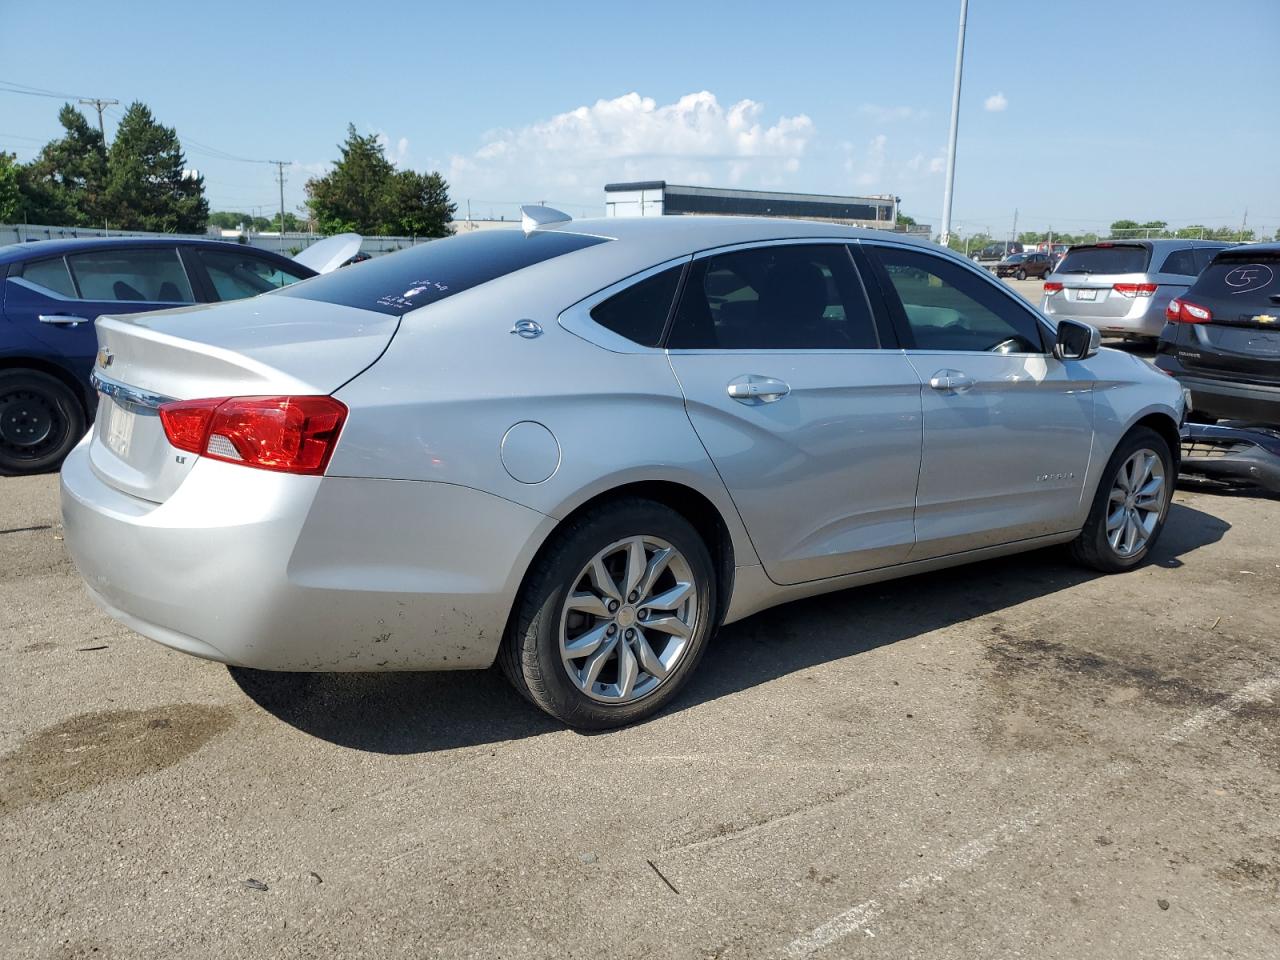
1053 319 1100 361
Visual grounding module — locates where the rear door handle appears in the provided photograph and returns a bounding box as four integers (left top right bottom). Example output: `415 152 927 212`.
727 375 791 404
928 369 976 392
38 314 91 327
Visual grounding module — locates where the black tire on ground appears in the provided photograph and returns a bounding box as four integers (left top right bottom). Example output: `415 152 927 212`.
1016 268 1027 280
0 368 86 476
1070 426 1174 572
499 498 717 729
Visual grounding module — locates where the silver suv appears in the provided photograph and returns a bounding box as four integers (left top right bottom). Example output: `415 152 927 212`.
1042 239 1231 340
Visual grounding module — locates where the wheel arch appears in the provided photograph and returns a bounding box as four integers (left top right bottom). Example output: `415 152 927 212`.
515 478 742 634
0 356 95 420
1129 410 1182 470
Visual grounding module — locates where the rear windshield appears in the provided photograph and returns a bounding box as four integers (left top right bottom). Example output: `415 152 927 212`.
1188 253 1280 304
1056 244 1150 275
276 229 609 316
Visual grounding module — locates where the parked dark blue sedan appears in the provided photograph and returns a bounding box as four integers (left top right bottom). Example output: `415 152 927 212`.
0 237 316 475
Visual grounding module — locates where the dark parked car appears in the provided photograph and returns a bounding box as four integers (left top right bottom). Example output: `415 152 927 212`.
1156 242 1280 493
0 237 316 475
972 241 1023 266
1156 242 1280 423
995 251 1053 280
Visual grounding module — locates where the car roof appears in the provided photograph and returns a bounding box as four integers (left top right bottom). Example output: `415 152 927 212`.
544 215 953 266
0 235 290 266
1211 241 1280 258
1066 238 1233 252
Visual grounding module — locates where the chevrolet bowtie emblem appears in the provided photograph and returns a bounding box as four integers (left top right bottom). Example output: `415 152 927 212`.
97 347 114 368
1256 314 1276 325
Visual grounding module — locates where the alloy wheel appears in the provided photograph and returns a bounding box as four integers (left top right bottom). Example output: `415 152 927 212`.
559 535 700 704
1106 448 1165 558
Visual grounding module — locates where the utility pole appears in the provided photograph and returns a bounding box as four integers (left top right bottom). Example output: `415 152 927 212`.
1240 207 1248 241
939 0 969 247
78 98 119 143
1008 208 1018 255
270 161 289 251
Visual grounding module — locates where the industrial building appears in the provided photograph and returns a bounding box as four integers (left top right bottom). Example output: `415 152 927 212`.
603 181 899 229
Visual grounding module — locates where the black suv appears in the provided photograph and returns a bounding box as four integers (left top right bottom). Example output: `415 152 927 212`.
1156 243 1280 493
1156 243 1280 422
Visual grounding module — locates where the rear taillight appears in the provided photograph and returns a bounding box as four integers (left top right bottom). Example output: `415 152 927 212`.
1113 283 1157 298
159 396 347 475
1044 282 1063 293
1166 299 1213 324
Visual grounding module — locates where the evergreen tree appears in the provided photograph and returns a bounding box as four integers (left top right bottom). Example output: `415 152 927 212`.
103 101 208 232
17 103 107 225
0 152 20 223
306 124 455 237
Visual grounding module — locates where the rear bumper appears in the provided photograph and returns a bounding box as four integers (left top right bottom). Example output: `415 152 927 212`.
59 439 556 671
1156 361 1280 423
1180 422 1280 493
1048 308 1163 338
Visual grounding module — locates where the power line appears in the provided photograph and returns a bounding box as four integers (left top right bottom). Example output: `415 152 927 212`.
0 78 94 100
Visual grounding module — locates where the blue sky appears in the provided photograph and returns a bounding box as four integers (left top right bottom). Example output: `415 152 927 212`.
3 0 1277 238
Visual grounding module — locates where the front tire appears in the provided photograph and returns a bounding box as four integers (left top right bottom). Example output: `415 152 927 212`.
500 499 716 729
0 369 86 476
1070 426 1173 572
1016 268 1027 280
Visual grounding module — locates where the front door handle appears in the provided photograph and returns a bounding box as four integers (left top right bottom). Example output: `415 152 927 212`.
38 314 91 327
727 375 791 404
928 369 976 392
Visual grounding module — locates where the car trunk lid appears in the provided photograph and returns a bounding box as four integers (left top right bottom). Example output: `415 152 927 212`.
88 295 398 503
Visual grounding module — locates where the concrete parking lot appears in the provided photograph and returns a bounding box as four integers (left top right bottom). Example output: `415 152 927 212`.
2 462 1278 958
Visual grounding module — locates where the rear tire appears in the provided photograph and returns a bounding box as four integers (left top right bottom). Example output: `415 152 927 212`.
1070 426 1173 572
0 369 86 476
499 498 717 729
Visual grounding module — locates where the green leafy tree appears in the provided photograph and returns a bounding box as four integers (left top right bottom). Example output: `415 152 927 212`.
387 169 455 236
306 124 455 237
896 212 916 228
1109 219 1140 234
268 211 304 232
0 152 20 222
103 102 208 232
16 103 108 225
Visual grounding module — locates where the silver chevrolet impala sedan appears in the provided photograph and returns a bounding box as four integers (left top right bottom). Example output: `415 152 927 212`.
61 212 1185 728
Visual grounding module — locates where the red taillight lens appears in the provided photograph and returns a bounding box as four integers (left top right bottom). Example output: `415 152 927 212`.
1113 282 1157 298
158 396 347 475
1172 299 1208 325
159 398 222 454
1044 282 1063 293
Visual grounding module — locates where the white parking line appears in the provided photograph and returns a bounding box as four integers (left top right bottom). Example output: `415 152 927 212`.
781 674 1280 958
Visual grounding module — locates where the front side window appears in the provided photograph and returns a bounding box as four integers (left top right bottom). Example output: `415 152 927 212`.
198 250 310 302
66 248 194 303
1159 248 1198 276
589 265 683 347
16 257 77 298
869 245 1045 353
667 244 879 350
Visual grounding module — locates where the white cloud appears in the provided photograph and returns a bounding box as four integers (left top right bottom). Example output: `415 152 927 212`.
858 104 928 123
374 131 410 166
983 92 1008 113
843 134 889 189
448 91 814 206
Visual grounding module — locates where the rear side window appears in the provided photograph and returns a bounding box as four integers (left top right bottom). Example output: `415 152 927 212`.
667 244 879 350
66 248 195 302
16 257 76 298
277 230 609 316
197 249 310 301
1187 255 1280 304
1056 244 1150 275
1159 248 1198 276
589 266 683 347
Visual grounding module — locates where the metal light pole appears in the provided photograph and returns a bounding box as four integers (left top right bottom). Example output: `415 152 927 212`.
939 0 969 248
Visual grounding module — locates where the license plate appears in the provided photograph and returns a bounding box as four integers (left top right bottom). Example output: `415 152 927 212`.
104 400 135 458
1077 288 1098 301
